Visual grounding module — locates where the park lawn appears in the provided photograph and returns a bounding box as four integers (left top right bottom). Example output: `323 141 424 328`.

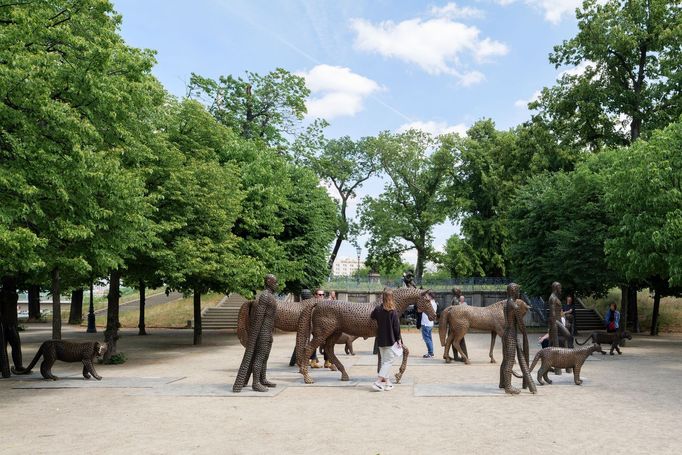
99 293 225 329
585 289 682 333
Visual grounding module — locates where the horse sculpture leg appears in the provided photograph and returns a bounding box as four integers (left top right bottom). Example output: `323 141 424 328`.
452 336 470 364
394 345 409 384
299 334 327 384
444 331 456 363
489 332 497 364
325 333 349 381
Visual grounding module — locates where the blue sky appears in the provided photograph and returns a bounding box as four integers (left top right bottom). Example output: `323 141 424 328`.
112 0 584 264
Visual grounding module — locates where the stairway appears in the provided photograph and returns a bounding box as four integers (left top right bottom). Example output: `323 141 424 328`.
201 294 247 330
573 298 605 332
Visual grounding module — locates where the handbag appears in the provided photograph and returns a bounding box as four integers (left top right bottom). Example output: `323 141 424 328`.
608 321 616 331
391 341 403 357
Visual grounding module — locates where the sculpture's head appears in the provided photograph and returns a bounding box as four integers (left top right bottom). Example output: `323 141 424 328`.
416 289 437 321
94 342 108 357
551 281 562 295
265 274 278 291
591 343 602 353
507 283 520 300
452 287 462 298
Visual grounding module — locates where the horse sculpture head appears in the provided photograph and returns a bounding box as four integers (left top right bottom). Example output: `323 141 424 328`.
416 289 437 321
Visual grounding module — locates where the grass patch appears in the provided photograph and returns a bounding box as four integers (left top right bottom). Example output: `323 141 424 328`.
583 289 682 333
102 353 127 365
92 293 225 329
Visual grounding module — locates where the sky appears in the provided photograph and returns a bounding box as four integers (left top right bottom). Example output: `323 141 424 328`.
112 0 584 265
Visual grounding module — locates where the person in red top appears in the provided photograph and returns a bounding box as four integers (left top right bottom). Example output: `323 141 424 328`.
370 287 402 391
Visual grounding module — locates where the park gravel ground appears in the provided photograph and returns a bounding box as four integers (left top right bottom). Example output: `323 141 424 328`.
2 323 681 454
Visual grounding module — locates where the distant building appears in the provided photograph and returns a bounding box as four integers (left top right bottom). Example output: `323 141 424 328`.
332 257 364 277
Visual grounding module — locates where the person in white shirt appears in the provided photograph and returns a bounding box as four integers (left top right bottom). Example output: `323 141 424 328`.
421 291 438 358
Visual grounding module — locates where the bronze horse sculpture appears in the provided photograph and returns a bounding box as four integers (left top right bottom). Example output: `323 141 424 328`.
295 288 437 384
438 299 530 364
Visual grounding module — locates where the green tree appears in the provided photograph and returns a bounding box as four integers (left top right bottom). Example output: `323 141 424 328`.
440 235 484 278
507 154 618 298
0 1 158 342
294 134 379 271
360 130 453 283
532 0 682 150
604 119 682 335
188 68 309 148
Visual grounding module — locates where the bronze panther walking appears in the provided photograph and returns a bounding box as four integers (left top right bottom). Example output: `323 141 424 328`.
523 343 602 386
438 299 530 364
576 331 632 355
12 340 107 380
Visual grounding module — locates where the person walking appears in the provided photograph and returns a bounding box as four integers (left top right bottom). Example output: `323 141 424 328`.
421 291 437 358
370 288 402 391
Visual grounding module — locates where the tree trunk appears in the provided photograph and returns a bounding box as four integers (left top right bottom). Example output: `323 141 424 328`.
628 285 640 332
68 288 84 325
650 288 661 336
86 281 96 333
138 280 147 336
619 285 628 339
193 289 202 345
327 235 345 272
415 247 425 286
103 269 121 362
28 285 41 320
51 267 61 340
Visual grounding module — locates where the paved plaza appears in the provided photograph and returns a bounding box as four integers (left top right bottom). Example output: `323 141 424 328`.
2 324 681 454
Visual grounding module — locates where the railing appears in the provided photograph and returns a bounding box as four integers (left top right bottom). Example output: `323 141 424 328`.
325 276 512 293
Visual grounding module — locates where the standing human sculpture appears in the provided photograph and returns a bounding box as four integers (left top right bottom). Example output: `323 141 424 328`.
1 277 24 376
499 283 536 395
232 274 278 393
548 282 562 346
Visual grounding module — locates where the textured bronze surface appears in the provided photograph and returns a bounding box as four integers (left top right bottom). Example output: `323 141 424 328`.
295 288 437 384
11 340 107 380
233 275 278 393
528 343 602 385
439 299 530 364
576 331 632 355
499 283 536 395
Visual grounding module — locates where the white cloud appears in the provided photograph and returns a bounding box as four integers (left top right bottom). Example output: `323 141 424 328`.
514 90 541 108
398 120 468 136
496 0 583 24
350 15 508 85
430 3 485 19
559 60 596 78
299 64 382 120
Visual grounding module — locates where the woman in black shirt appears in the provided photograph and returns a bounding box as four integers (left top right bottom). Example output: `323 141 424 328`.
370 288 402 391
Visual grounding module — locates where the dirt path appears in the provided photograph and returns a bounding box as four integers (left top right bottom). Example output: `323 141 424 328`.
2 325 681 454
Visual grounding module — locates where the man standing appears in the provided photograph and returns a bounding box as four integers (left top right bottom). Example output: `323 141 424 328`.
233 274 278 392
421 292 437 358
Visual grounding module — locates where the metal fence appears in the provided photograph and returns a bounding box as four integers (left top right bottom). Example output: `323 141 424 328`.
326 276 511 293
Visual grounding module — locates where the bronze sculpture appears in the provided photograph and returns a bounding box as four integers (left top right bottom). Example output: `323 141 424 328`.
1 277 24 375
233 274 278 393
523 343 603 385
439 298 530 364
12 340 107 380
295 288 436 384
499 283 536 395
548 282 563 347
576 331 632 355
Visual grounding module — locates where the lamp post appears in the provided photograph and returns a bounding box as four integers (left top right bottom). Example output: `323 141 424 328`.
356 246 361 286
86 282 97 333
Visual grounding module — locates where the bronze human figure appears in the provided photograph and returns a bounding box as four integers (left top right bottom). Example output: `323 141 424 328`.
233 274 278 393
499 283 536 395
548 282 563 348
1 277 24 375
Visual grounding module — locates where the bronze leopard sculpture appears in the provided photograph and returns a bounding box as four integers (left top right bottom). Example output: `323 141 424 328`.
12 340 107 380
576 331 632 355
518 343 602 386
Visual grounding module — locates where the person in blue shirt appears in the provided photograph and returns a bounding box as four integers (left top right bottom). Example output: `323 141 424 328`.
604 302 620 333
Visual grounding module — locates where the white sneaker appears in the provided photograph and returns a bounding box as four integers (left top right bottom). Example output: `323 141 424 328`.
383 383 394 391
372 381 384 392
